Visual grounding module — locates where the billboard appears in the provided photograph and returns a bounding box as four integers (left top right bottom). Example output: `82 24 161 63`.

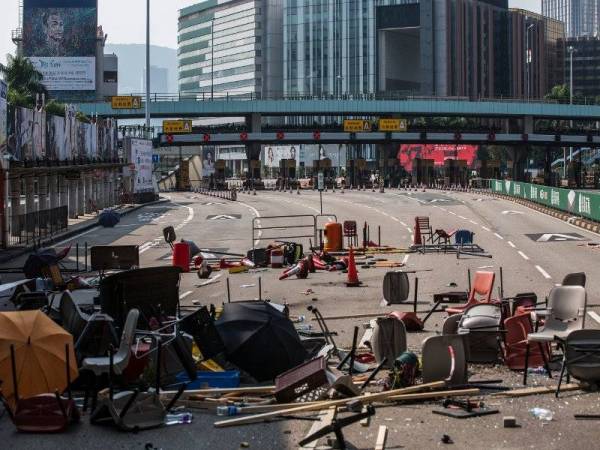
23 0 97 91
0 80 7 161
398 144 478 171
127 139 154 193
202 147 216 177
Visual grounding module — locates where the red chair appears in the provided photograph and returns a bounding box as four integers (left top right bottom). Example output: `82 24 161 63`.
504 313 550 370
446 271 495 316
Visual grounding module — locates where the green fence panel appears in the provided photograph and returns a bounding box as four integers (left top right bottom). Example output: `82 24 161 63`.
488 179 600 222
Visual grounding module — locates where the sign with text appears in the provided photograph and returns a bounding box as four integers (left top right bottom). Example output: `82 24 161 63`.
163 120 193 134
378 118 407 132
317 172 324 191
343 119 372 133
29 57 95 91
126 138 154 194
112 96 142 109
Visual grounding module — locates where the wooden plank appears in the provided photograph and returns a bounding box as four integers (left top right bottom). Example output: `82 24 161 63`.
160 385 275 402
214 381 445 428
300 406 337 450
492 383 580 398
587 311 600 325
374 425 388 450
388 388 480 402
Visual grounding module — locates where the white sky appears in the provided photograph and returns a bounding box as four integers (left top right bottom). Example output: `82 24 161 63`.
0 0 542 66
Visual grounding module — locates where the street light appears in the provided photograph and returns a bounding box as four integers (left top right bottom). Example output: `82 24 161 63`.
567 45 576 178
525 23 535 101
145 0 151 132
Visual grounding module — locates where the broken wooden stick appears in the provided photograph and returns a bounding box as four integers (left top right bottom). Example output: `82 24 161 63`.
492 383 580 398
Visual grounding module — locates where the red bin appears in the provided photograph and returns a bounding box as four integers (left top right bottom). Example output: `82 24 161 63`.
172 242 191 272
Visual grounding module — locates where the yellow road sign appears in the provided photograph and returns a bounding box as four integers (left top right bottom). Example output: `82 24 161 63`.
343 119 372 133
378 118 407 132
111 96 142 109
163 120 193 134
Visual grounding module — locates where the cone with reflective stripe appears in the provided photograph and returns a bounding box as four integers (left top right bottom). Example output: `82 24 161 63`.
345 246 361 287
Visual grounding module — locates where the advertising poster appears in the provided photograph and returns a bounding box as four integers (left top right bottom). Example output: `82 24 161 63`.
23 0 97 91
15 107 34 161
265 145 299 168
202 147 216 177
32 109 46 158
0 80 7 160
398 144 478 171
129 139 154 193
47 115 65 160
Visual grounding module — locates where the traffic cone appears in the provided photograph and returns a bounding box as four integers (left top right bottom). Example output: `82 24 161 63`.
345 246 361 287
279 263 301 280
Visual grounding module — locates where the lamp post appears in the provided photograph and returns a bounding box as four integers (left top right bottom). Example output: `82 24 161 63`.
567 45 576 178
211 18 215 100
145 0 151 133
525 23 534 101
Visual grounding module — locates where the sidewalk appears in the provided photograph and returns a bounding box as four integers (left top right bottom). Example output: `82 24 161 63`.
0 197 169 265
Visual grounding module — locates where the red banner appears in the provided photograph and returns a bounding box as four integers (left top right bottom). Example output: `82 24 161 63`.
398 144 478 171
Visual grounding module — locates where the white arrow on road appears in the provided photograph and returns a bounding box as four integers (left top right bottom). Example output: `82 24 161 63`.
501 210 524 215
536 233 584 242
209 214 238 220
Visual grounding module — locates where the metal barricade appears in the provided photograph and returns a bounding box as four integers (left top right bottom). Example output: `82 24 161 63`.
252 214 317 250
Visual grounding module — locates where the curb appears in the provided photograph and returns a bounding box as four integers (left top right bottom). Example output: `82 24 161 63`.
0 197 170 265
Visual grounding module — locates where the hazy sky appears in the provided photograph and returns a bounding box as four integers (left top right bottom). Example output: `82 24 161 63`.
0 0 542 66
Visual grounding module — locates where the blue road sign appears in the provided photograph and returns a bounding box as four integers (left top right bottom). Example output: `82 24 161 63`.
152 154 159 163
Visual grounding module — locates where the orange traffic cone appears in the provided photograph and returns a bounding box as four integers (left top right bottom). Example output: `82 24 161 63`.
345 246 361 287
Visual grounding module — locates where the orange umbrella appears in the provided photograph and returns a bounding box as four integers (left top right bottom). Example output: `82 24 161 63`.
0 310 78 407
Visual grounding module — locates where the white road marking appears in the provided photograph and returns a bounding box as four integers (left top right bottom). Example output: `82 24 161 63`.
518 251 530 260
507 241 516 248
179 290 193 300
469 220 478 225
458 215 468 220
238 200 262 246
494 233 504 240
390 217 400 222
405 227 412 233
535 265 552 279
449 211 457 216
53 226 100 246
481 226 491 232
587 311 600 325
402 254 410 264
399 221 407 226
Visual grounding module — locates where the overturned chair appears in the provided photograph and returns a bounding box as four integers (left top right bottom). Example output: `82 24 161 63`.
457 303 503 363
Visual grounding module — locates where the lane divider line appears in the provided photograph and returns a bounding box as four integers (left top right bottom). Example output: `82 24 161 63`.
518 251 530 260
179 290 193 300
588 311 600 325
535 265 552 279
494 233 504 240
507 241 516 248
481 226 491 232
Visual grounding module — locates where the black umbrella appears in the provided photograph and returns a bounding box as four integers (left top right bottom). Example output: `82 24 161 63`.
98 209 120 227
23 246 70 279
215 301 307 381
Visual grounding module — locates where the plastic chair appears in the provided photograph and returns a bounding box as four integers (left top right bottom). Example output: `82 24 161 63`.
446 271 495 316
421 335 468 386
415 216 433 243
504 313 550 370
442 314 462 335
59 292 91 339
82 308 140 377
523 286 587 385
454 230 474 245
457 303 503 363
556 329 600 397
562 272 586 287
370 316 407 369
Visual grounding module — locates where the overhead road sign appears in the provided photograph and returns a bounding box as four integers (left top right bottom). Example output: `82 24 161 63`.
344 120 372 133
163 120 193 134
378 118 407 132
111 96 142 109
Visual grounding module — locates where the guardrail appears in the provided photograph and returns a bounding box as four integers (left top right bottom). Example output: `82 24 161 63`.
8 205 68 247
195 186 237 201
486 179 600 222
252 215 317 250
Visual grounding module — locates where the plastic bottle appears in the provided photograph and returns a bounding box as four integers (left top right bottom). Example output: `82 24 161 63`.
164 412 193 426
527 367 547 375
530 408 553 421
216 405 241 416
297 315 306 323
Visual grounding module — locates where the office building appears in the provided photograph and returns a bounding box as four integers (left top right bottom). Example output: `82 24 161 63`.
283 0 511 99
562 36 600 98
542 0 600 38
508 9 565 99
178 0 283 97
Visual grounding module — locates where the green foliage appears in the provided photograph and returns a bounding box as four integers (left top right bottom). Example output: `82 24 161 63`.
0 54 47 108
545 84 570 103
44 99 66 117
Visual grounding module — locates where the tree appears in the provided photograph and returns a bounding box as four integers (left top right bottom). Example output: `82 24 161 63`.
544 84 570 104
0 54 47 108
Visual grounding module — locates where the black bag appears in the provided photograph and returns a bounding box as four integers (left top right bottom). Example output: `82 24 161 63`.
247 248 269 266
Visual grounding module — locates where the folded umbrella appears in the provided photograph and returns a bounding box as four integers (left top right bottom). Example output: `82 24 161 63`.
98 209 120 228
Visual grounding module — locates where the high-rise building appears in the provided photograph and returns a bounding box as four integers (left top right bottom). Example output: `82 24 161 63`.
562 36 600 98
178 0 283 97
542 0 600 38
283 0 511 99
508 9 565 99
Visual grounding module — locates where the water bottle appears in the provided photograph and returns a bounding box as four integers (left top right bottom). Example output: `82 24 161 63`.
164 412 193 426
296 324 313 332
216 405 241 416
530 408 553 421
527 367 547 375
297 315 306 323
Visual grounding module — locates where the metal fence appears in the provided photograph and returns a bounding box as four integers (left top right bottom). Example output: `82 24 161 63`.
7 206 69 247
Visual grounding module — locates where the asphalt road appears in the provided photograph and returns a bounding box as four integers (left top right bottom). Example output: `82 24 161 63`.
1 188 600 449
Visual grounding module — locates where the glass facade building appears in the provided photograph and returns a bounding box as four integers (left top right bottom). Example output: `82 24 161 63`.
542 0 599 38
178 0 283 96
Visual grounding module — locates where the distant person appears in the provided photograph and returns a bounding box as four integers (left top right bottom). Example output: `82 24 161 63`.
41 10 66 57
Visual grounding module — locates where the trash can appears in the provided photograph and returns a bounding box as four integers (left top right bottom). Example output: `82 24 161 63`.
324 222 343 252
172 242 191 273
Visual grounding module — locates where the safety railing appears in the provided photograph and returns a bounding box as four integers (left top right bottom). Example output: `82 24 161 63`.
7 205 68 247
252 214 317 250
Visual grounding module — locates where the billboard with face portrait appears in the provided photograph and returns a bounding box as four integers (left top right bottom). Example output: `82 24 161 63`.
23 0 97 91
202 147 216 177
